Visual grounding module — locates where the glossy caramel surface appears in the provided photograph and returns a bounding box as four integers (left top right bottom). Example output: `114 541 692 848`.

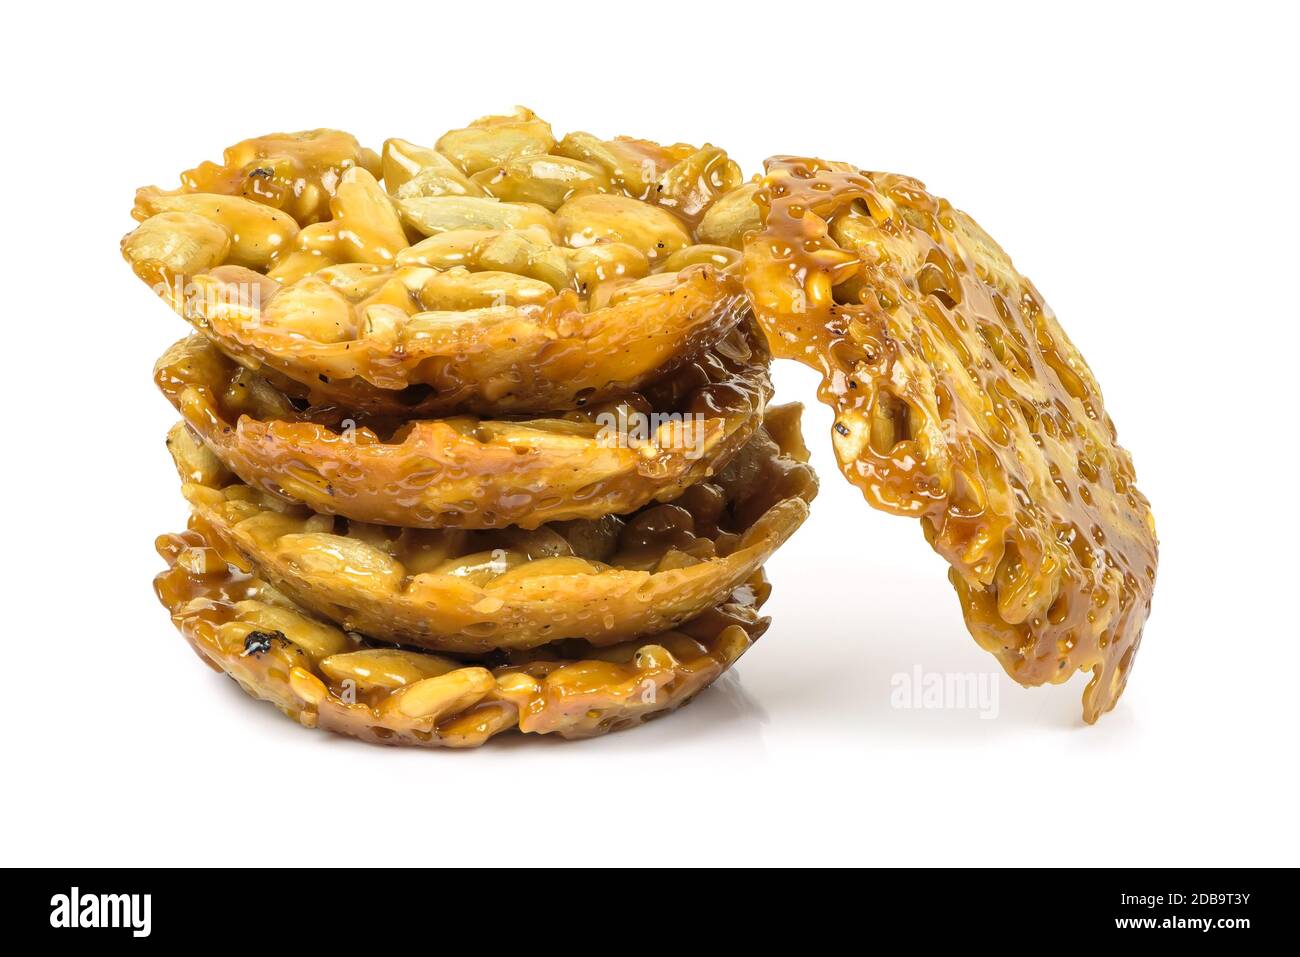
154 321 771 529
178 129 382 226
167 406 816 654
123 109 751 416
155 518 770 747
743 157 1157 722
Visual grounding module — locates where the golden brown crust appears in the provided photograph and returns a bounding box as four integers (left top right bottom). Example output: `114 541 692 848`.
743 157 1157 723
167 407 817 654
156 518 770 747
162 260 748 417
123 110 752 417
155 320 771 530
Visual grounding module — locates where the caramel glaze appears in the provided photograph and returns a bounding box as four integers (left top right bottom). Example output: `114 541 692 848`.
155 518 770 746
167 406 817 654
743 158 1157 722
177 129 382 226
153 319 772 530
126 117 751 419
176 261 749 419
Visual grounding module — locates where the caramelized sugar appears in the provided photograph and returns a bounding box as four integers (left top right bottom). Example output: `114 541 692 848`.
124 114 752 417
166 408 816 653
153 320 771 530
179 130 382 225
743 157 1157 722
155 518 771 746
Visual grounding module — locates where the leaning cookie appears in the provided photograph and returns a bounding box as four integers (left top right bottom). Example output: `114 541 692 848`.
156 517 770 747
742 157 1157 721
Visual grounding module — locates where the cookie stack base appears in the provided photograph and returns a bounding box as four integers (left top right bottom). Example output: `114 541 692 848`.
155 517 772 748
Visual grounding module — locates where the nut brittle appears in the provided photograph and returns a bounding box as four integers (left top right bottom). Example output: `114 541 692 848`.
743 157 1156 722
155 320 771 529
123 110 752 417
167 406 816 654
156 518 770 747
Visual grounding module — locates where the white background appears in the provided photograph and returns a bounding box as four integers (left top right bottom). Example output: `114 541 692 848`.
2 1 1295 867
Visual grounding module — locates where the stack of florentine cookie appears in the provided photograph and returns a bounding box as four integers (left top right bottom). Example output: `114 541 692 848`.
125 109 818 747
127 108 1160 736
